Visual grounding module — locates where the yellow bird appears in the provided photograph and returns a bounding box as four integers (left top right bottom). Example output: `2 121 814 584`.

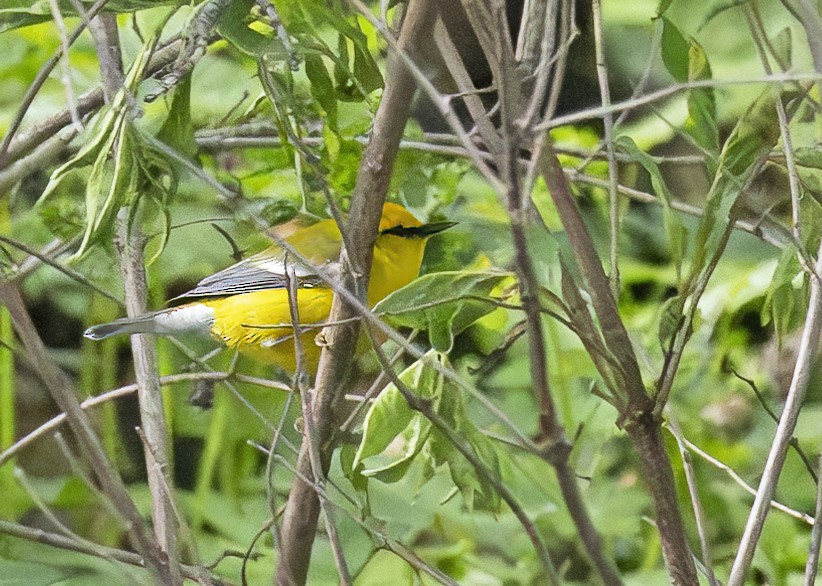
85 202 454 371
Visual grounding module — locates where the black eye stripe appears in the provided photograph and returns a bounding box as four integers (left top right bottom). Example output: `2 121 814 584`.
380 225 428 238
380 221 457 239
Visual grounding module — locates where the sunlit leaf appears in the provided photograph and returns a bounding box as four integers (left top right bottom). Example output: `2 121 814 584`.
352 351 444 482
374 271 515 353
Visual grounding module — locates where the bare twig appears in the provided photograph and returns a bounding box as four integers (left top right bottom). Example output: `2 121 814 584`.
805 453 822 585
0 234 121 303
276 1 435 583
0 0 111 167
0 128 79 195
591 0 621 297
666 418 720 586
47 0 83 130
0 372 233 466
731 368 817 482
0 520 217 584
537 72 822 131
728 236 822 585
681 433 814 525
0 282 164 576
145 0 229 102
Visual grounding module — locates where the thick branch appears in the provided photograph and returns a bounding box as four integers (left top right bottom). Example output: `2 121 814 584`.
116 214 182 586
275 1 435 584
0 282 165 577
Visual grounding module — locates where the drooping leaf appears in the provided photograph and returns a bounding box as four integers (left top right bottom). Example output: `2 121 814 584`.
684 38 718 157
762 245 806 345
687 87 784 283
616 136 687 280
660 18 718 158
660 17 689 83
157 73 197 161
430 376 501 513
373 271 515 353
36 23 177 259
352 351 444 482
305 53 338 129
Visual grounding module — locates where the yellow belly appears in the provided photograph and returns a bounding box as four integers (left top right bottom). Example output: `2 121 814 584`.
204 288 333 370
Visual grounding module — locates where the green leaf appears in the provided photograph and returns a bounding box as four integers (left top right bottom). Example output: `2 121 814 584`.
772 27 793 69
718 88 782 180
305 53 338 129
352 352 444 482
685 38 718 157
688 87 783 282
430 377 501 513
657 294 686 349
616 136 686 279
762 245 806 345
216 0 276 56
660 18 689 83
0 0 176 33
373 271 515 353
36 18 177 259
157 73 197 161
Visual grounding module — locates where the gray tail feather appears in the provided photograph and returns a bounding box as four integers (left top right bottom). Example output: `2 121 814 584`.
84 315 158 340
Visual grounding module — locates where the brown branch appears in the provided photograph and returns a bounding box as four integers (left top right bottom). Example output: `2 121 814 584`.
0 520 220 584
0 0 111 167
728 237 822 584
0 38 183 174
275 1 435 583
0 282 165 577
116 214 182 585
538 143 697 584
86 9 182 580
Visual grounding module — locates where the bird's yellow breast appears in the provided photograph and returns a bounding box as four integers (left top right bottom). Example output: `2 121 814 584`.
204 288 333 369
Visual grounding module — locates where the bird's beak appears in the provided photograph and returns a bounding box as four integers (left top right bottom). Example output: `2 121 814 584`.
416 221 458 237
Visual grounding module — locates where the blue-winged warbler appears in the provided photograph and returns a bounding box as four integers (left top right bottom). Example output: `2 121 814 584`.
85 202 454 370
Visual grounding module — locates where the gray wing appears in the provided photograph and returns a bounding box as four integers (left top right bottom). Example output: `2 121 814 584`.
172 256 325 301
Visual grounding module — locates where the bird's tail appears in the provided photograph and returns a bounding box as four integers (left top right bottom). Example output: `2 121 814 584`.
84 315 161 340
84 304 215 341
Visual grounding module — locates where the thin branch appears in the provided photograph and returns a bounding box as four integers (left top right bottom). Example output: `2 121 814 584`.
0 127 80 195
591 0 621 297
0 282 164 576
0 372 233 466
46 0 83 130
275 1 436 583
731 368 817 482
0 234 122 304
536 72 822 131
0 520 218 584
681 434 814 525
116 213 182 585
284 262 352 585
805 453 822 586
728 235 822 585
666 418 720 586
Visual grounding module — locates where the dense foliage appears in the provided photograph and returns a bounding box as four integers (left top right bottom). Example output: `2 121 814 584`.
2 0 822 584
